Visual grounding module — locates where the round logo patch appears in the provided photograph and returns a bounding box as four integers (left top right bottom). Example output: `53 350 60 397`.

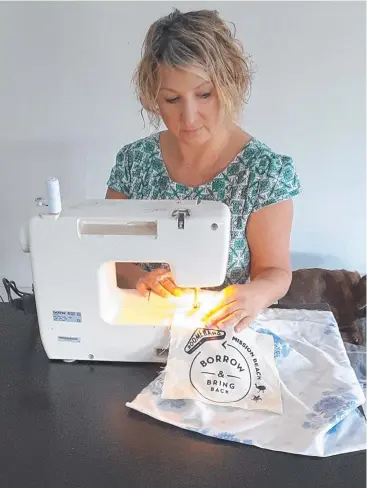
189 338 252 403
161 325 281 413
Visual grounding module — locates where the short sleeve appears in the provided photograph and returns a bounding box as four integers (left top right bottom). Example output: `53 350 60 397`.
107 146 132 197
252 154 301 213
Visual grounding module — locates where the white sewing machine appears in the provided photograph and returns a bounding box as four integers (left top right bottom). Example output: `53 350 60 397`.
21 178 231 363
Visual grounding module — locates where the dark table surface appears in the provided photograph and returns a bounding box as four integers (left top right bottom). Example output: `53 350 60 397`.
0 302 365 488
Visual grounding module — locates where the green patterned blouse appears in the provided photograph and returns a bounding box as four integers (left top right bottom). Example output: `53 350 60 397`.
107 133 301 289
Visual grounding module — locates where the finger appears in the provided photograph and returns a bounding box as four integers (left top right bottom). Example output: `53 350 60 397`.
204 302 240 325
136 281 149 297
159 278 182 297
154 269 173 281
216 310 251 330
153 270 183 296
234 316 255 333
204 287 238 320
149 280 171 298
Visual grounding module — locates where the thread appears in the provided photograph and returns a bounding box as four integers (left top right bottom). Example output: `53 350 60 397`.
47 177 62 214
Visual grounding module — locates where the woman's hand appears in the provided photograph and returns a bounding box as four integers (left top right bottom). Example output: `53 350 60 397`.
136 268 183 298
203 198 295 332
203 283 268 333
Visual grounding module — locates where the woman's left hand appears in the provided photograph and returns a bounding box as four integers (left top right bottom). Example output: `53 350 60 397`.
203 283 267 333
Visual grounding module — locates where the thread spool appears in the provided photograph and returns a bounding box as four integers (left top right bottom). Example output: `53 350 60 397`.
47 177 62 214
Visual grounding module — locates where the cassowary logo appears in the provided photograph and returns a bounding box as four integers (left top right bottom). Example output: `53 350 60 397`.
251 384 266 403
255 384 266 393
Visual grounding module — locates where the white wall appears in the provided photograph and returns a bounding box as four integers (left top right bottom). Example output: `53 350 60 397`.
0 1 365 292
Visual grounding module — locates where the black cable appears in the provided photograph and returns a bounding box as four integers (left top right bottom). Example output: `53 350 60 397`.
2 278 32 301
2 278 36 314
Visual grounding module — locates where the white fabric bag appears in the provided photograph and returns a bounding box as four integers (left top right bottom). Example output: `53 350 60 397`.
126 308 367 457
161 325 283 414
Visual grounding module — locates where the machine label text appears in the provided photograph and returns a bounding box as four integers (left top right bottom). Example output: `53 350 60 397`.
57 336 81 343
53 311 82 323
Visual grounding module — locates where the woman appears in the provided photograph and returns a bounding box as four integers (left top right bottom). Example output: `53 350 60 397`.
106 9 301 333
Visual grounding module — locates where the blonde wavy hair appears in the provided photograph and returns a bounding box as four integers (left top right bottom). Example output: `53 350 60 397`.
133 9 253 128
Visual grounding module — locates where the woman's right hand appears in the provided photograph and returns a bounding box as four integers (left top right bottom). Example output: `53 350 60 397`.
136 268 182 298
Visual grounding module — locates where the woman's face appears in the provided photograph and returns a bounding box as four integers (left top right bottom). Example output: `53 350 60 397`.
156 65 224 145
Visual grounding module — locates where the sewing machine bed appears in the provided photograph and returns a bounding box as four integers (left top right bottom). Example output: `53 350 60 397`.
0 302 365 488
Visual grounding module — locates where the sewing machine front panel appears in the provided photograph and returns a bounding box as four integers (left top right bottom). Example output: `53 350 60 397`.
25 199 230 362
29 199 230 287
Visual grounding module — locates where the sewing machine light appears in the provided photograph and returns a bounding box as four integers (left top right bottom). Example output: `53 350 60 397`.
171 290 223 330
